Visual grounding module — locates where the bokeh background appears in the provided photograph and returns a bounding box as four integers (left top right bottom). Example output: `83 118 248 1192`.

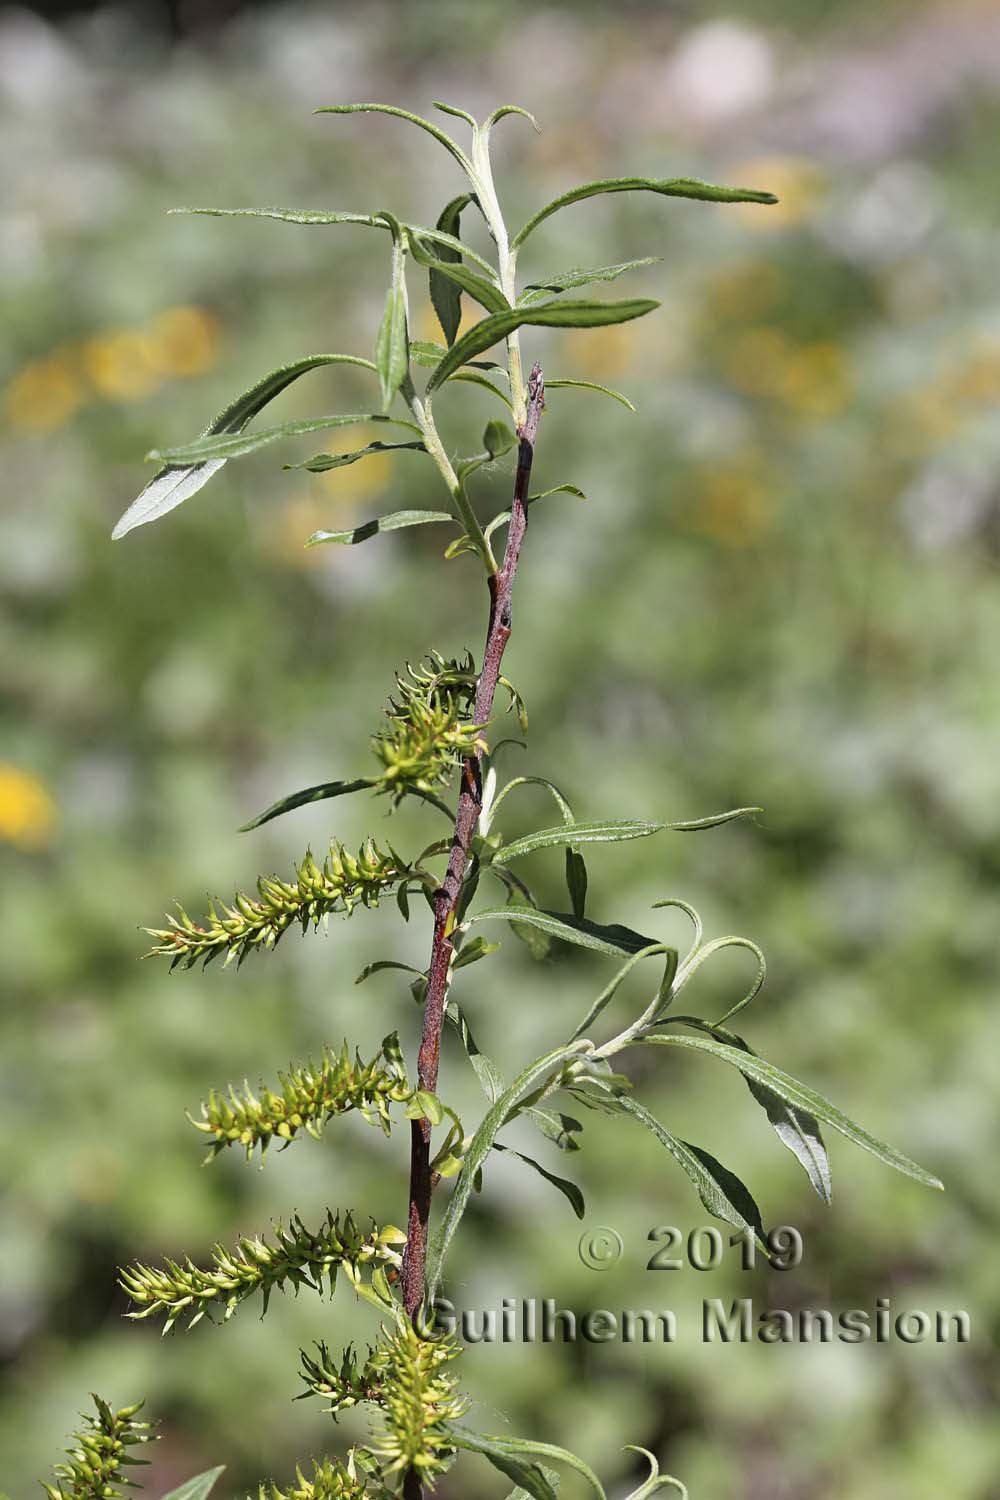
3 0 999 1495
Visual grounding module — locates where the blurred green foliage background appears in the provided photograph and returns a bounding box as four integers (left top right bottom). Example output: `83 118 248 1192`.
3 1 999 1496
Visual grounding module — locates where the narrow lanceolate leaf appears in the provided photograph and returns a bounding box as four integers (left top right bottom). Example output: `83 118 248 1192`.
513 176 779 248
493 819 664 865
239 779 372 831
158 1467 226 1500
566 847 588 920
315 102 474 175
429 194 471 345
446 1000 505 1103
407 223 508 321
666 806 762 831
469 906 659 957
286 439 426 471
427 299 660 392
307 509 454 547
428 1045 587 1299
641 1036 943 1189
669 1018 831 1202
448 1434 556 1500
149 412 418 466
111 353 376 539
170 205 498 273
615 1093 767 1240
449 1432 605 1500
169 206 379 227
493 1143 585 1219
545 378 635 411
375 230 410 410
519 257 662 302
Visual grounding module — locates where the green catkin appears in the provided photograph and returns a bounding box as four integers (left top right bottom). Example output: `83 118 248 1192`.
192 1034 413 1160
145 838 408 968
42 1395 154 1500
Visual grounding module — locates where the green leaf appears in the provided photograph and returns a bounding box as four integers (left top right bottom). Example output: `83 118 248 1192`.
446 1000 505 1103
450 1434 556 1500
170 206 498 274
432 100 478 126
169 205 379 227
494 819 664 865
485 104 541 133
615 1092 766 1240
356 958 425 985
450 1432 605 1500
375 227 409 410
483 418 517 458
641 1036 943 1189
452 936 501 971
111 354 377 539
529 483 586 503
520 257 661 302
239 778 372 831
665 806 761 831
469 906 659 957
493 1143 585 1218
427 1043 586 1298
408 1089 444 1126
513 176 779 248
455 418 518 487
149 413 418 467
668 1017 831 1203
566 849 588 921
315 102 473 174
158 1468 226 1500
427 299 660 392
484 773 574 835
484 486 587 549
448 369 514 409
622 1446 688 1500
428 194 470 345
546 378 635 412
570 944 676 1043
408 217 508 329
307 509 454 547
523 1107 583 1152
286 440 426 471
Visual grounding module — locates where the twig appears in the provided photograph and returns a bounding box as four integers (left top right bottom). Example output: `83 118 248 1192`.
401 362 546 1322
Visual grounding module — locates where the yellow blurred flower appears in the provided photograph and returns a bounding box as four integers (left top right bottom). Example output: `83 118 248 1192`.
4 352 84 432
725 156 824 231
687 452 775 547
145 305 222 378
0 763 57 850
887 384 960 450
82 328 161 401
722 327 852 418
706 259 782 320
777 341 853 418
723 325 794 397
4 305 221 433
949 344 1000 405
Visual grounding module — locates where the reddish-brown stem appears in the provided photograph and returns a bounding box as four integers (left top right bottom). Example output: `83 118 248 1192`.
400 363 545 1326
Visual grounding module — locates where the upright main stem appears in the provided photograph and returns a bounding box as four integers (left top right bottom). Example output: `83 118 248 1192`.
401 363 546 1324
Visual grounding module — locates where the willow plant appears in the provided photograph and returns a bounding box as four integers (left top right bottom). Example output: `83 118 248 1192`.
42 102 943 1500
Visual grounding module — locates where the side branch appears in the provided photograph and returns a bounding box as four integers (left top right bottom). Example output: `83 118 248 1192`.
402 363 545 1320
